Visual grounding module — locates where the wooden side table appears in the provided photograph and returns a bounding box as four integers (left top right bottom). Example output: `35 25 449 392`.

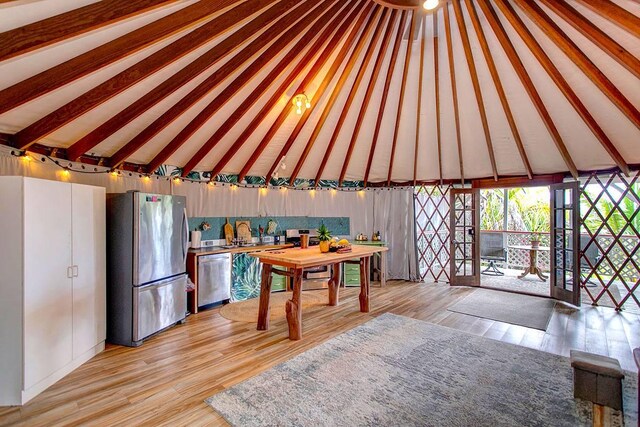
509 245 550 281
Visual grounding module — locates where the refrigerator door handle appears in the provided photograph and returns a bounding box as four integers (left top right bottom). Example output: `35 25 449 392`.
182 207 188 265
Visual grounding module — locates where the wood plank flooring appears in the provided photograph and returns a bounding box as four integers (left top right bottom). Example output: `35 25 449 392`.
1 281 638 426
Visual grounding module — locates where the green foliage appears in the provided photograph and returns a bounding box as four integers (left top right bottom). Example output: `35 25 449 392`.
480 190 504 231
317 223 332 241
480 188 550 233
231 253 262 301
582 183 640 235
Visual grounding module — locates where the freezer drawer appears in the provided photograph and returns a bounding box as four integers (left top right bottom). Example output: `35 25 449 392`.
134 275 187 342
198 253 231 307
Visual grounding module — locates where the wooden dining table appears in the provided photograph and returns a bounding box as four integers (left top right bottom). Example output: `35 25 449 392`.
250 245 388 340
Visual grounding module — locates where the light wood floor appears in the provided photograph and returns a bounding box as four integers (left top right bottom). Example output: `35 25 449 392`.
1 281 638 426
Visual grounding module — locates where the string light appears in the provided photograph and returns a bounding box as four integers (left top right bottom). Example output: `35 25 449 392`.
7 150 408 191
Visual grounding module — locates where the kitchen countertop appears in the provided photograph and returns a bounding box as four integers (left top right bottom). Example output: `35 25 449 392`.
188 243 293 256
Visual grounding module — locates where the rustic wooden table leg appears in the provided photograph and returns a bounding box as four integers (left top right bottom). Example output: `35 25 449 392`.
328 262 341 306
286 268 303 340
380 251 387 287
359 257 370 312
592 403 604 427
256 264 273 331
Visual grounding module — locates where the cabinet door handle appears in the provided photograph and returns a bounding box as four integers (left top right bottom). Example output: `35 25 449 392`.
67 266 73 278
73 265 79 277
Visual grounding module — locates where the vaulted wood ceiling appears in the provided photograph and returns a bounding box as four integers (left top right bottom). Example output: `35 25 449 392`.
0 0 638 185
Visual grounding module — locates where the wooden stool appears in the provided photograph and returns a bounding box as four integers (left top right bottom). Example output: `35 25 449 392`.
570 350 625 426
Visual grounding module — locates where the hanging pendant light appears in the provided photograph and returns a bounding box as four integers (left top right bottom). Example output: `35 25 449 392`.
292 93 311 115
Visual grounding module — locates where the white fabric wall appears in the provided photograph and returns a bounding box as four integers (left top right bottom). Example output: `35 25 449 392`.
0 149 418 280
0 150 170 194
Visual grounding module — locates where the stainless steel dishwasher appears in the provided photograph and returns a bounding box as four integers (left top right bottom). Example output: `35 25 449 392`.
198 253 232 308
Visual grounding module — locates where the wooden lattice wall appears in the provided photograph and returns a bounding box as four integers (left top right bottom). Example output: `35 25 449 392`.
415 175 640 312
580 171 640 311
415 185 454 282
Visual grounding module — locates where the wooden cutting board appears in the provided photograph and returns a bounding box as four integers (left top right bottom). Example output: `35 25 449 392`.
224 218 234 245
236 220 251 242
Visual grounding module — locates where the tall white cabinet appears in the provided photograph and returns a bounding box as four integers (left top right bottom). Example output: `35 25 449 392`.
0 177 106 406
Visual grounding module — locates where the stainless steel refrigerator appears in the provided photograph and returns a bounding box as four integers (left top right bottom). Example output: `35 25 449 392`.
106 191 188 347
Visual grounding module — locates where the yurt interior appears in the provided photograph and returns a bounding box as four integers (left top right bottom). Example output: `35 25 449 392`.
0 0 639 425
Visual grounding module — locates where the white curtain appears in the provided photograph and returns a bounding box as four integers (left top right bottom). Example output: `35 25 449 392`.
371 188 420 281
0 149 419 280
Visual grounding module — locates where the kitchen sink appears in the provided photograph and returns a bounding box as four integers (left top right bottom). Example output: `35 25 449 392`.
220 243 257 249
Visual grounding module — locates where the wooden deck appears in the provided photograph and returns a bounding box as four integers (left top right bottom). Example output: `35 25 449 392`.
1 281 638 426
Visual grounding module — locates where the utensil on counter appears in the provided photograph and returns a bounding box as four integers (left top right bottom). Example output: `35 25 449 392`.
236 220 252 242
224 218 234 245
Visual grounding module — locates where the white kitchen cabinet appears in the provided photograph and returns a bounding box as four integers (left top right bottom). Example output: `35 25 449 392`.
71 184 106 360
0 177 106 406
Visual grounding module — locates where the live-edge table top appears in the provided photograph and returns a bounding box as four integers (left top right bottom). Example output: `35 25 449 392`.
249 244 388 269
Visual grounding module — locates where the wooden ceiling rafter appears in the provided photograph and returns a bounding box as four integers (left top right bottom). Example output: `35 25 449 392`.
433 13 443 184
235 3 373 183
476 0 578 179
206 2 366 180
538 0 639 79
443 4 465 185
494 0 630 176
260 5 379 184
363 11 408 186
464 0 532 180
338 10 400 186
453 0 498 181
0 0 240 115
385 11 417 186
512 0 640 131
308 9 393 185
287 7 384 184
575 0 640 38
0 0 180 62
178 0 350 177
17 0 280 152
412 14 426 186
142 1 327 175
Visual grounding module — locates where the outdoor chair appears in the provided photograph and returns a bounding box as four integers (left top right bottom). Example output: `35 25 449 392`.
480 232 506 276
568 235 601 288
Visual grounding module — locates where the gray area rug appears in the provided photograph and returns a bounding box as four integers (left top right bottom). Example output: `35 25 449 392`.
206 313 638 427
447 288 556 330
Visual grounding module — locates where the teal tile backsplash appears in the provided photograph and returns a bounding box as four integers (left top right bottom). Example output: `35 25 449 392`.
188 216 350 240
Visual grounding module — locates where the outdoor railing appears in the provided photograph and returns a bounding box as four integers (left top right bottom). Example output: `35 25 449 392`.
482 230 640 281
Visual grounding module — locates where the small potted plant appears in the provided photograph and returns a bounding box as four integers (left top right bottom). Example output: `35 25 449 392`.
530 232 541 248
317 223 332 253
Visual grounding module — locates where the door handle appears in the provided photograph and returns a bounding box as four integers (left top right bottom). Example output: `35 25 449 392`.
67 266 73 278
182 208 189 265
73 265 79 277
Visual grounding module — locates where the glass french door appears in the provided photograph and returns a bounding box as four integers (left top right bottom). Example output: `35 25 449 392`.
449 189 480 286
550 182 580 306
